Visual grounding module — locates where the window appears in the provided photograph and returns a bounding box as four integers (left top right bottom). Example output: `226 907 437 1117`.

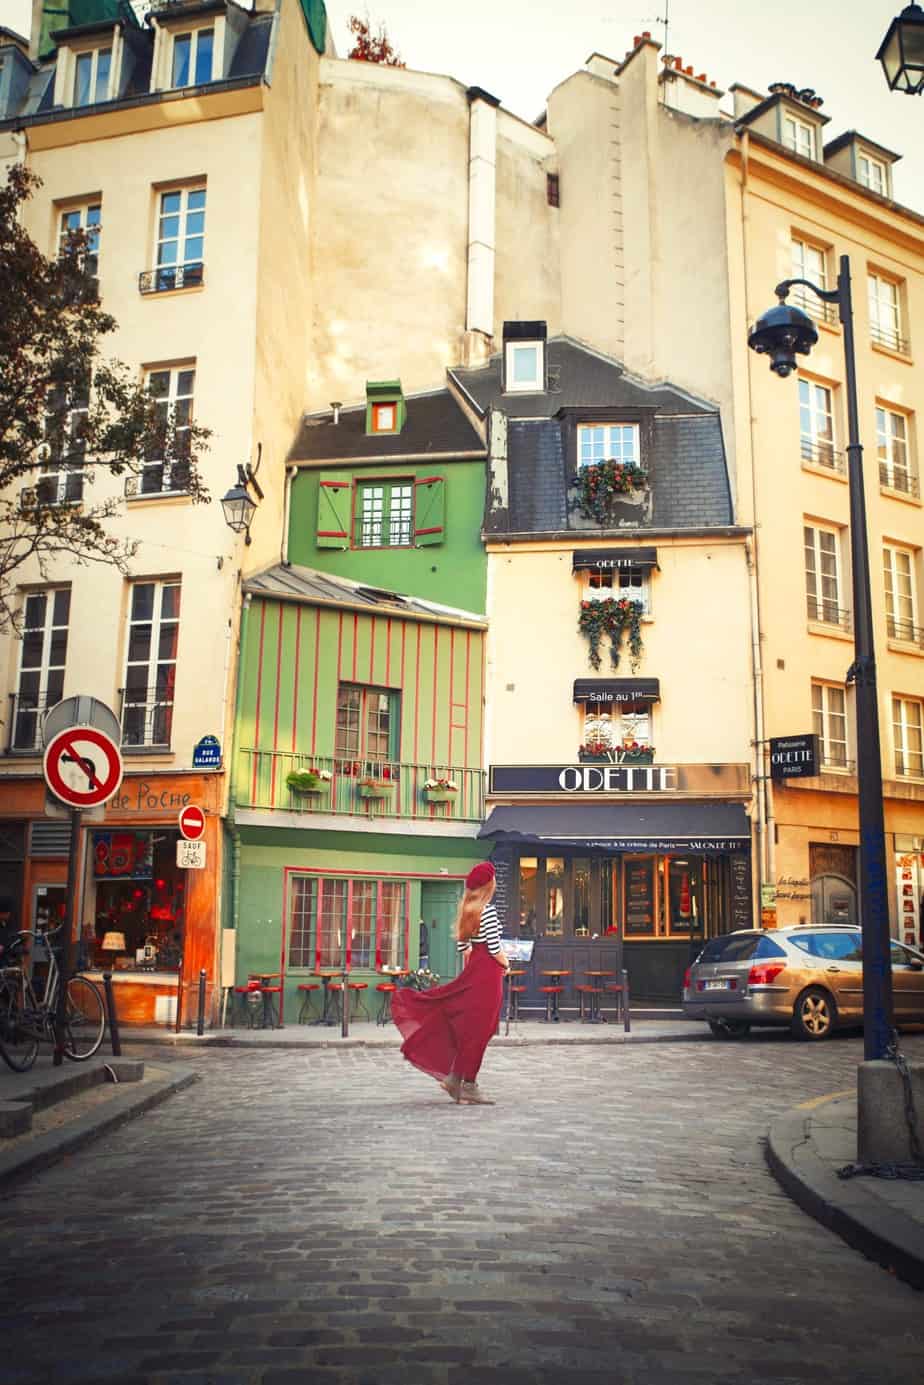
883 546 918 642
893 696 924 778
583 700 652 753
868 272 905 352
122 580 181 747
73 47 111 106
812 682 848 769
154 187 205 291
584 564 650 614
59 203 101 278
39 374 89 506
172 29 213 87
371 403 396 433
13 589 70 751
141 366 195 495
858 153 887 195
578 423 640 469
504 341 543 392
335 685 399 764
804 524 845 626
790 931 862 961
782 114 815 158
798 379 836 467
356 480 413 547
876 406 913 494
546 173 560 207
288 875 407 970
790 236 836 326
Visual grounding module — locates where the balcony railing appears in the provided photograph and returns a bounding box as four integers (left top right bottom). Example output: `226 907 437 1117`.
800 438 846 474
806 598 852 632
878 463 920 498
870 324 910 355
895 756 924 779
791 290 839 328
138 263 204 295
238 750 486 820
118 686 174 750
5 691 55 754
124 464 191 500
887 615 924 648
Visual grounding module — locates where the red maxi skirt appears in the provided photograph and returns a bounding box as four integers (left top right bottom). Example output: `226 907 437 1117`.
391 942 505 1084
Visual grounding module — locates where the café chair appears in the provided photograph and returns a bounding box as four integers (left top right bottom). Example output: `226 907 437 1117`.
539 985 564 1022
376 981 397 1025
296 982 321 1024
347 980 371 1021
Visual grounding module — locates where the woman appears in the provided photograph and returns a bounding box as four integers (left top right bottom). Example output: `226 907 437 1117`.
392 861 508 1104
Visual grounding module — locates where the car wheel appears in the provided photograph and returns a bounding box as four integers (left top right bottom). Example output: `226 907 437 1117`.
792 987 836 1041
708 1019 751 1039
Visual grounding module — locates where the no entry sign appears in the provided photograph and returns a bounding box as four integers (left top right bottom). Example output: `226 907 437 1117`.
44 726 123 808
178 804 206 840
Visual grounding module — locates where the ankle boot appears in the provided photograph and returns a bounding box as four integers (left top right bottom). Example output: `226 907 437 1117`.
440 1074 462 1102
460 1081 495 1105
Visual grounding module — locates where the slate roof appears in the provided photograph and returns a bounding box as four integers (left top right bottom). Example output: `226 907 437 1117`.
289 390 485 464
457 337 735 535
243 563 487 629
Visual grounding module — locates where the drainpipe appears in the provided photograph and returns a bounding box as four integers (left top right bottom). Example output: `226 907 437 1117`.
227 591 252 950
281 465 297 566
463 86 500 367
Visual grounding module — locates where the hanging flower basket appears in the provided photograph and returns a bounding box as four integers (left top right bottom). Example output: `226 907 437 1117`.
578 597 644 671
423 777 458 803
286 769 331 795
358 777 396 800
572 460 648 524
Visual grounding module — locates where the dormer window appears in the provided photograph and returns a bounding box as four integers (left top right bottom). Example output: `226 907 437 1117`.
74 46 111 105
783 113 815 159
365 381 406 435
372 403 396 432
172 28 213 87
502 321 547 393
578 423 640 469
858 151 887 195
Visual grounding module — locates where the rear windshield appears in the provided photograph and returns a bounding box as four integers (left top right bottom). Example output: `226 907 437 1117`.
696 934 787 963
789 931 862 961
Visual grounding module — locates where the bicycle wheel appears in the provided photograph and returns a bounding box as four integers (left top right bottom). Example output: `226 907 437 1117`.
63 975 105 1060
0 975 39 1072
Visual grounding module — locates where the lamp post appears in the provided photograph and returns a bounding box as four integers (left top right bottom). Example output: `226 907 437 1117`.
221 444 264 544
877 3 924 93
748 254 894 1062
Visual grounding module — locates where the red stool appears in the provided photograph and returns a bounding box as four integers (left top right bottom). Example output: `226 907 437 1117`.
376 982 397 1026
508 984 526 1022
605 976 631 1031
540 985 564 1022
296 982 321 1024
347 980 370 1021
234 982 262 1028
258 985 283 1029
575 984 597 1022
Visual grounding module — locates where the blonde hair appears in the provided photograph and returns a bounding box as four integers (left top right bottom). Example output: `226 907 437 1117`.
456 879 496 942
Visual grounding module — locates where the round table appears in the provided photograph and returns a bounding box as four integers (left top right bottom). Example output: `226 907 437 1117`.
583 970 615 1024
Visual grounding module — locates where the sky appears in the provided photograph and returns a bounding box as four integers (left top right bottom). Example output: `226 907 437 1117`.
6 0 921 213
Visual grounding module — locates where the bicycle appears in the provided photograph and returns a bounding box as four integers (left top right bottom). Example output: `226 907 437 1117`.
0 926 106 1072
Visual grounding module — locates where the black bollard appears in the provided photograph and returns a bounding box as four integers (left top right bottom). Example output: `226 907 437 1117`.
197 968 207 1036
622 968 631 1033
103 972 122 1056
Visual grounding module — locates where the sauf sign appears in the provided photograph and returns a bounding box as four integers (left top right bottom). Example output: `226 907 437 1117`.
769 734 819 781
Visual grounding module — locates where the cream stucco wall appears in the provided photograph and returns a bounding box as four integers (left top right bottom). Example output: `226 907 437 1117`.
485 540 752 768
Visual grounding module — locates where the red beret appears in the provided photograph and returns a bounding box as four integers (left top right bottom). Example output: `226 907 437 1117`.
465 861 495 890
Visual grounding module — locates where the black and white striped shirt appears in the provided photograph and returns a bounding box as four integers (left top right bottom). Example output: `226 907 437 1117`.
457 903 503 956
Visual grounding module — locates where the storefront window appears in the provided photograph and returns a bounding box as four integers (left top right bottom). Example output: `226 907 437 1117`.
318 879 347 967
623 856 656 936
90 830 184 971
379 882 405 967
667 859 701 934
518 858 537 935
351 880 376 967
288 876 407 970
545 858 565 936
574 858 591 936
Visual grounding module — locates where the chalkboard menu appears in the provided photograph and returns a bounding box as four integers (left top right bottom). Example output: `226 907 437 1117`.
624 858 656 935
492 851 513 929
730 853 752 929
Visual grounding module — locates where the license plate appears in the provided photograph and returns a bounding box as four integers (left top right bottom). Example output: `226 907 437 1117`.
705 979 729 990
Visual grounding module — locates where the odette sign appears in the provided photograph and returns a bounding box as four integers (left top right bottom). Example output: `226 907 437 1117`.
769 734 819 781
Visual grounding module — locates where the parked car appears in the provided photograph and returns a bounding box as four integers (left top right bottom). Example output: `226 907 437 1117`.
681 925 924 1041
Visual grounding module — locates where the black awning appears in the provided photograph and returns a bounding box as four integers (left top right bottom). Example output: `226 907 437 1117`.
572 547 659 572
574 678 660 704
479 802 750 853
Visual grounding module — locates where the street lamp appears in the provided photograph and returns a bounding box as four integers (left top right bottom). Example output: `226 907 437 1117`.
748 255 894 1062
877 3 924 94
220 444 264 545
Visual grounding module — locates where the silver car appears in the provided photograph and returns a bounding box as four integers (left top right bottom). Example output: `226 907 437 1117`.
681 925 924 1041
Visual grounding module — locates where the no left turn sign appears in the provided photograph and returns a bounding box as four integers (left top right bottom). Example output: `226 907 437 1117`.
44 726 123 808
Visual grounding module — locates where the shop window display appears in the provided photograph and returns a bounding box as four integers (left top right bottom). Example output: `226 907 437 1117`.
90 830 184 972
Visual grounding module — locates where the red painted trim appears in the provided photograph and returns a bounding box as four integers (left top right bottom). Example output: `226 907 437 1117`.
315 877 323 971
318 529 348 539
431 625 438 765
320 480 349 489
369 614 376 684
311 609 321 755
385 617 392 685
352 612 358 682
404 883 410 969
279 867 289 1023
346 878 353 968
292 607 302 752
449 628 455 766
251 602 267 805
415 476 443 486
414 526 444 536
270 607 284 801
336 610 344 681
414 624 422 761
464 630 472 767
284 865 468 881
375 881 382 969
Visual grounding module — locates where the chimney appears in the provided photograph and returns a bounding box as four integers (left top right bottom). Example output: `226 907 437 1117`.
330 402 341 424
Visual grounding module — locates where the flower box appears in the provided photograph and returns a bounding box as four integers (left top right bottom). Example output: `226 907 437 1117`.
621 749 655 765
358 781 395 800
286 770 330 795
424 788 457 803
578 752 611 764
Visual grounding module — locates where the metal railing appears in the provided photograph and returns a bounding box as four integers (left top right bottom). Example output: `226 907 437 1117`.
138 263 204 295
895 756 924 780
238 750 485 820
878 463 920 498
886 615 924 648
800 438 846 474
806 598 852 632
791 290 839 327
124 464 191 499
118 686 174 750
869 324 910 355
5 691 55 754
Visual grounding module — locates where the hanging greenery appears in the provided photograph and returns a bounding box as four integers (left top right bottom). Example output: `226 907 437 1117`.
578 597 645 671
573 459 648 524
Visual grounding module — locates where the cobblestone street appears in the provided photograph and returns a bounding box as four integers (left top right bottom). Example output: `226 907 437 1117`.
3 1032 923 1385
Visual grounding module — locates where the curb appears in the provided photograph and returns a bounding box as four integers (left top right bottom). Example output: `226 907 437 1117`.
0 1064 198 1187
117 1028 713 1051
765 1098 924 1291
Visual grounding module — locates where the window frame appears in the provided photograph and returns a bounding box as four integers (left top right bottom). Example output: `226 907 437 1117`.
139 365 195 497
121 579 181 749
812 680 849 771
577 422 642 471
335 683 401 765
13 588 70 752
583 563 651 614
503 341 544 393
58 202 101 279
286 873 409 971
868 271 905 353
582 700 654 753
782 113 815 159
893 696 924 779
798 378 837 468
883 544 918 642
857 152 887 195
791 237 834 325
876 404 913 494
73 45 111 106
40 373 90 507
804 522 845 628
354 477 414 549
171 27 214 88
154 185 206 291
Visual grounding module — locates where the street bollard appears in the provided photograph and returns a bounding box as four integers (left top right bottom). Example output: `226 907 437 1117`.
622 967 631 1033
102 972 122 1056
197 968 207 1036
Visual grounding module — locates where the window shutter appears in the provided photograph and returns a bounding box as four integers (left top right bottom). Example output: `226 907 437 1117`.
316 472 351 548
414 476 444 546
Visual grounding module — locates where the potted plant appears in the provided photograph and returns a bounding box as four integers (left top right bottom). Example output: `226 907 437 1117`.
358 773 396 799
620 742 655 765
399 967 441 990
423 776 459 803
572 459 648 524
577 739 612 764
578 596 644 671
286 767 332 795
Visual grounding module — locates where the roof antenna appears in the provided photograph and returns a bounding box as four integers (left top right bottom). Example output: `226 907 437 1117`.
658 0 671 105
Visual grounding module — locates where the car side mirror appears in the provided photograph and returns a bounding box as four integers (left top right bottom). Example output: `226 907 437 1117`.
908 959 923 971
